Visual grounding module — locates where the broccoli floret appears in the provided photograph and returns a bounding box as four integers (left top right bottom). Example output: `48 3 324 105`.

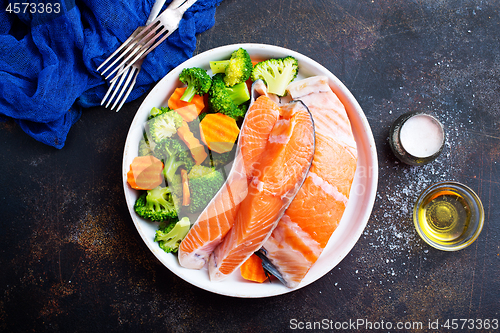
179 67 212 102
147 110 183 143
134 186 178 222
186 116 202 139
154 216 191 253
208 73 250 120
210 48 253 87
188 164 216 179
138 135 154 156
187 166 226 213
227 81 252 106
205 148 236 170
155 137 195 185
148 106 170 120
251 56 299 96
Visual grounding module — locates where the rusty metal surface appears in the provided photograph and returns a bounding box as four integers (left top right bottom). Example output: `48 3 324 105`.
1 0 499 332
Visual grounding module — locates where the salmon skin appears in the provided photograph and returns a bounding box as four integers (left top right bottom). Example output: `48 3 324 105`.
208 101 316 282
178 95 281 269
260 76 358 288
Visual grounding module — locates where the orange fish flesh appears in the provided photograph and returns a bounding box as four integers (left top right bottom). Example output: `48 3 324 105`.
208 101 316 282
178 95 281 269
260 75 358 288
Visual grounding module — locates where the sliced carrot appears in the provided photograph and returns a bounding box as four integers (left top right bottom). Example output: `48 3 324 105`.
180 169 190 206
177 120 208 165
240 254 268 283
168 87 205 114
175 104 200 122
199 113 240 154
127 156 164 190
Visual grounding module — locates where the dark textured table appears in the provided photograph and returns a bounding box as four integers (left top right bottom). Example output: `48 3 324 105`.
2 1 499 332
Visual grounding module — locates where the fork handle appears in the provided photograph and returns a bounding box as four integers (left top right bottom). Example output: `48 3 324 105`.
146 0 168 25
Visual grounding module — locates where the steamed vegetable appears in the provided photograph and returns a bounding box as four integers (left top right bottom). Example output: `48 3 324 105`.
177 121 208 165
187 165 225 214
251 56 299 96
168 87 206 113
208 73 249 120
175 104 200 122
240 254 269 283
127 156 164 190
157 137 195 185
134 186 178 223
147 110 184 143
209 47 253 87
155 217 191 253
199 113 240 154
178 67 212 102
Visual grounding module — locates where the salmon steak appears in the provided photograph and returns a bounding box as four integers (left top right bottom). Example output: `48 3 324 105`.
178 95 281 269
259 75 358 288
208 101 315 282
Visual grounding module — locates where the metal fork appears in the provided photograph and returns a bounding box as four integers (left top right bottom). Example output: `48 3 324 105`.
99 0 198 111
99 0 166 111
98 0 198 82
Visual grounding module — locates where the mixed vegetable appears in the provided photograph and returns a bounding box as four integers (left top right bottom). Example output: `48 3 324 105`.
126 47 299 274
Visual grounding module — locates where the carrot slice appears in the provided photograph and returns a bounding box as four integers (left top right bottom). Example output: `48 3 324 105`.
240 254 268 283
168 87 205 114
175 104 200 122
199 113 240 154
181 169 190 206
177 120 208 165
127 156 164 190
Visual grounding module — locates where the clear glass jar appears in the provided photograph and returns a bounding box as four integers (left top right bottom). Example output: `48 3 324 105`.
413 181 484 251
389 112 445 166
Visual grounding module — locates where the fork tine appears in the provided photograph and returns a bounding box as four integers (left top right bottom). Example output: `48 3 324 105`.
98 21 159 75
103 41 145 80
109 26 169 82
100 74 119 106
97 33 135 73
110 26 171 82
114 67 140 112
110 67 136 111
105 67 130 108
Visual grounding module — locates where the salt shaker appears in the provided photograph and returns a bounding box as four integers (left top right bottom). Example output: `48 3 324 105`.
389 112 445 166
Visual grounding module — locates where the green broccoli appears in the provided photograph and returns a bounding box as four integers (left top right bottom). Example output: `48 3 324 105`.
138 135 154 156
155 137 195 185
179 67 212 102
187 165 226 213
147 110 184 143
134 186 178 222
154 216 191 253
251 56 299 96
186 115 204 140
205 148 236 170
208 73 250 120
209 48 253 87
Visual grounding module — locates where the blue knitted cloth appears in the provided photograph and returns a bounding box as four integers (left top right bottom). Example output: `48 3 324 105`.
0 0 222 148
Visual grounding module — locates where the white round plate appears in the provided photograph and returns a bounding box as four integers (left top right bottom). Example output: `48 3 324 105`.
122 43 378 298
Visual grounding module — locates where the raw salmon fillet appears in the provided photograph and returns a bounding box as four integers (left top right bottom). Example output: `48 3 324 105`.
178 96 281 269
260 76 358 288
208 101 315 282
